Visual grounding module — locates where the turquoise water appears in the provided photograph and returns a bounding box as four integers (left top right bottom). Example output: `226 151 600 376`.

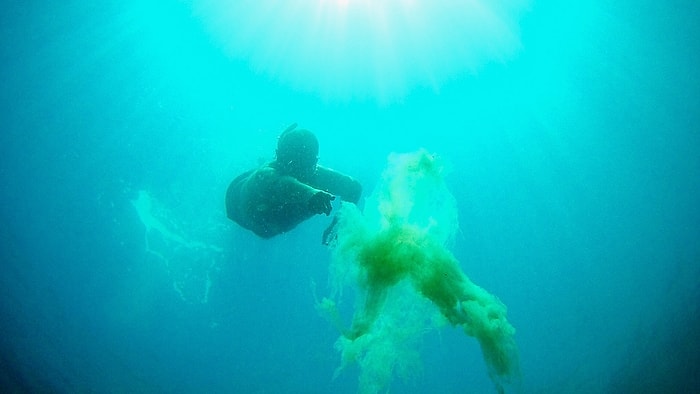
1 1 698 392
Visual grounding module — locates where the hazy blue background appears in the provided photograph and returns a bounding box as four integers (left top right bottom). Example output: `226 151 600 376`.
1 0 698 393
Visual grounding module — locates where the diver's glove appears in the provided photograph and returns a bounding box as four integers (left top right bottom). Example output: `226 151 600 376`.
309 191 335 216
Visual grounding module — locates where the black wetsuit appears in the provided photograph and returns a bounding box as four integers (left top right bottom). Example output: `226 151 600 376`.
226 162 361 238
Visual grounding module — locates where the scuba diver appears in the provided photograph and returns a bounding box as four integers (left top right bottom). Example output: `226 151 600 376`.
226 124 362 243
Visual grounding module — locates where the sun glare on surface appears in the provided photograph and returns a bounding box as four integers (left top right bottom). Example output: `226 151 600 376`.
196 0 528 103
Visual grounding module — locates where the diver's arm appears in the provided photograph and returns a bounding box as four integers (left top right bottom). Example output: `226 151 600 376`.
263 170 334 217
273 175 321 206
312 166 362 245
311 165 362 204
